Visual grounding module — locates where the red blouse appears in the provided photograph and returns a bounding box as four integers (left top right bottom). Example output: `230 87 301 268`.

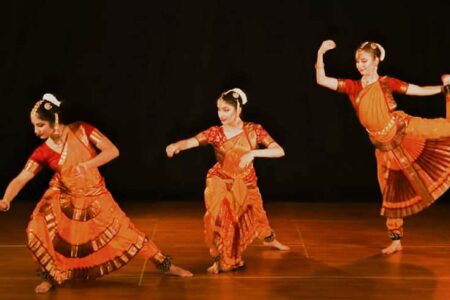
337 76 409 109
27 122 96 172
196 122 274 148
195 122 275 183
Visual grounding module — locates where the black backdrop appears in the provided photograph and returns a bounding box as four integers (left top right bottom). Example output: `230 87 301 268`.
1 0 449 203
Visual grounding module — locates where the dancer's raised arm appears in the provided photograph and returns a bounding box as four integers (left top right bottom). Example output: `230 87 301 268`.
315 40 339 90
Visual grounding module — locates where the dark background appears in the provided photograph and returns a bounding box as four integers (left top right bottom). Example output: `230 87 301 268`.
1 0 449 203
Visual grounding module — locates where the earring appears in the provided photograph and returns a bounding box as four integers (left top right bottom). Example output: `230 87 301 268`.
54 113 61 135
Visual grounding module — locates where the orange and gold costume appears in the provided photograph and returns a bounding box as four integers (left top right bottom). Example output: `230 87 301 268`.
195 122 277 271
338 77 450 239
24 122 166 284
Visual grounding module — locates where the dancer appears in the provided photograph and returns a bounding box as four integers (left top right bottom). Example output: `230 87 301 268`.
316 39 450 254
0 93 192 294
166 88 289 274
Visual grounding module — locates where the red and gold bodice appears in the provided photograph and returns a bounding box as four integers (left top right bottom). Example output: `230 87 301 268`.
337 76 409 143
23 121 106 195
195 122 275 185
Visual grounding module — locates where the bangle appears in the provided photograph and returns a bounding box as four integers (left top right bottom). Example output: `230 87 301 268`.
315 64 325 69
442 84 450 95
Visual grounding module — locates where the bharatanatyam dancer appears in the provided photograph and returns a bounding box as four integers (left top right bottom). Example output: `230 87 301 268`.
316 39 450 254
166 88 289 274
0 93 192 294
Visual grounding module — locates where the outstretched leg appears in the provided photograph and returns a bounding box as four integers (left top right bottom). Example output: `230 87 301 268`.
382 218 403 255
262 232 290 251
34 270 55 294
251 188 290 251
139 241 193 281
150 252 193 277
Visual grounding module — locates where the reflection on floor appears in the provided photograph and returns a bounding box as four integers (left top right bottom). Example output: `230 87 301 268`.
1 200 450 299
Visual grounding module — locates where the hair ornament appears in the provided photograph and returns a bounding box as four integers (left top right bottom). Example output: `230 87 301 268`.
226 88 248 105
31 100 44 116
44 102 52 110
360 41 369 48
42 93 61 107
375 43 386 61
360 41 385 61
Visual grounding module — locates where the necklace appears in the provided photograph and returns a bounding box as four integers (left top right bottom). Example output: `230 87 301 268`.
223 120 244 140
46 126 68 153
362 74 379 87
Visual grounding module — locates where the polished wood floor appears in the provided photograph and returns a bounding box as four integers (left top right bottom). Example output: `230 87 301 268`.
1 200 450 299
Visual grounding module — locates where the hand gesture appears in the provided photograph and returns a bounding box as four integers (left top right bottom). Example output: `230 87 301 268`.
0 200 10 212
318 40 336 55
75 162 88 177
166 143 180 158
239 151 254 168
442 74 450 85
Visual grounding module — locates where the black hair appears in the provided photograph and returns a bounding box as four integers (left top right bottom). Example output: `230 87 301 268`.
356 41 383 61
33 100 63 126
219 90 244 109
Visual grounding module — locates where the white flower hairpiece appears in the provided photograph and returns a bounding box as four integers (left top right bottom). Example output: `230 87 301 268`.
42 93 61 107
360 41 386 61
226 88 248 105
375 43 386 61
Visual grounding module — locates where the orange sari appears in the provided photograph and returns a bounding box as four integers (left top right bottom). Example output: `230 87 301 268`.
348 77 450 218
196 123 275 270
24 122 160 284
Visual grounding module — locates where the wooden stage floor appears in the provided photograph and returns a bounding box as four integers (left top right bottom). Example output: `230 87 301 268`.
1 200 450 299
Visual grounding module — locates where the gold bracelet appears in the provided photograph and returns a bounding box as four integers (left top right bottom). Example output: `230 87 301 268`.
315 64 325 69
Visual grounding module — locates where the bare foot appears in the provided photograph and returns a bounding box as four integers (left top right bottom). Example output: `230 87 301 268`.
207 261 220 274
263 239 290 251
35 281 53 294
207 261 245 274
381 240 403 255
164 264 193 277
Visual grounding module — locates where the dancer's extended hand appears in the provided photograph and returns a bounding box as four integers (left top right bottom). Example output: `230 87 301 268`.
318 40 336 54
239 152 254 168
166 144 180 158
75 162 89 177
0 200 10 212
